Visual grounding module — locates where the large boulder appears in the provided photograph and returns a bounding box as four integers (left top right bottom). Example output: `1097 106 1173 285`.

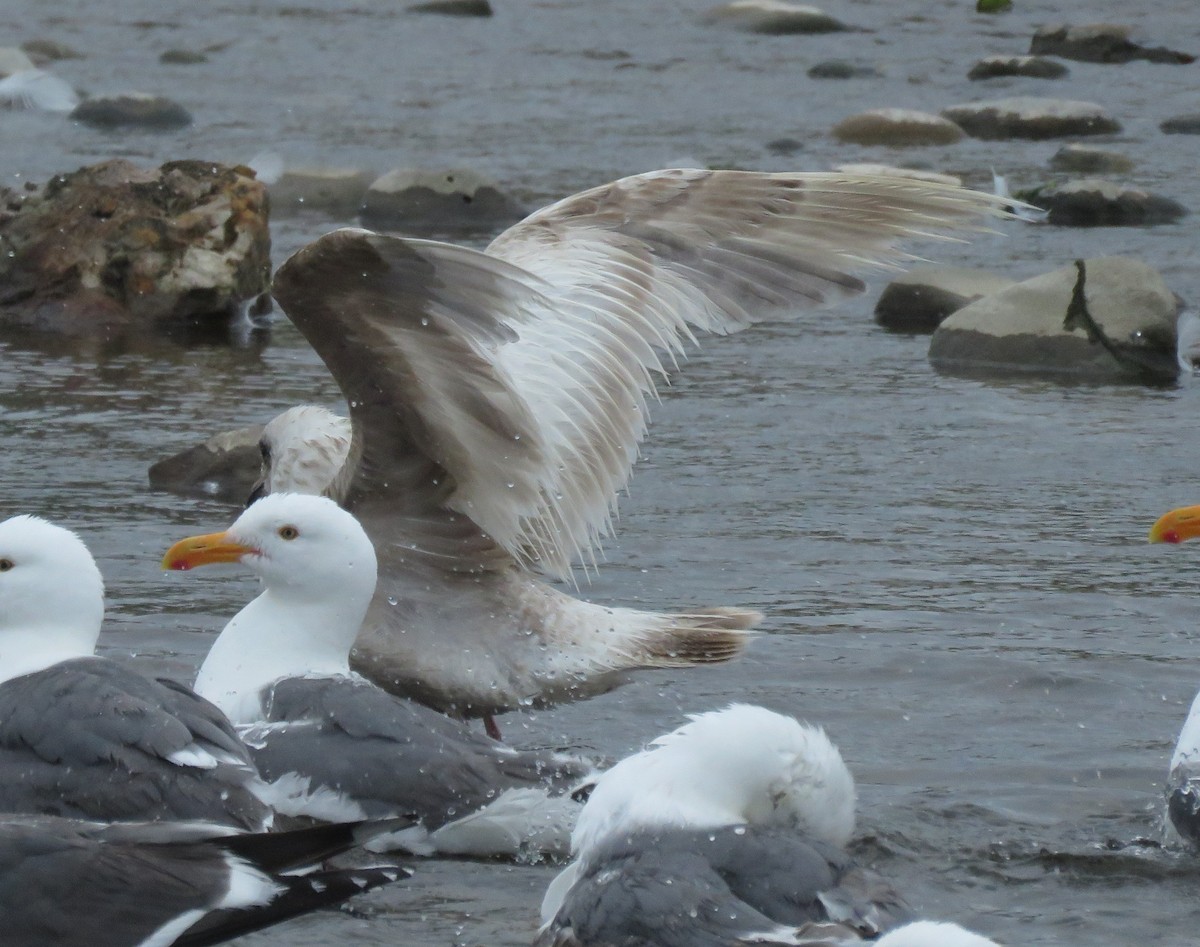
148 424 266 503
941 97 1120 140
929 257 1181 384
1030 23 1194 64
699 1 848 33
1027 178 1187 227
71 93 193 129
0 159 272 338
875 266 1015 333
832 109 965 147
360 167 526 235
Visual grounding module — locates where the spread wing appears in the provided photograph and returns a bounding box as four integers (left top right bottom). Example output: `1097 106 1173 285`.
273 169 1013 580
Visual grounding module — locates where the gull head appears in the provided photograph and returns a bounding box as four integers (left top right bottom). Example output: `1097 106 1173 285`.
0 514 105 673
571 703 857 856
163 493 377 603
249 405 352 504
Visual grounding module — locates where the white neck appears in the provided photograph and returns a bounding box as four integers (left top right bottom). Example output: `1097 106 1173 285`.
0 626 96 686
194 588 366 725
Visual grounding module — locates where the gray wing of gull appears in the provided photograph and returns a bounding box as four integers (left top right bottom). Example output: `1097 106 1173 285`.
246 675 590 825
271 171 1013 581
539 826 912 947
0 814 409 947
0 657 270 830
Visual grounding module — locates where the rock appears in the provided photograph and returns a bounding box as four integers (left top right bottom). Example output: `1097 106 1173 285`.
0 47 36 77
20 39 83 64
941 97 1120 140
807 60 880 79
408 0 493 14
875 266 1015 333
360 167 526 235
764 137 805 156
71 93 193 129
967 55 1068 80
0 159 271 338
832 108 965 147
148 424 266 503
929 257 1181 383
976 0 1012 11
832 163 962 187
1048 144 1134 175
1027 178 1187 227
1031 23 1194 64
270 168 375 217
159 49 209 64
1161 114 1200 135
700 1 848 34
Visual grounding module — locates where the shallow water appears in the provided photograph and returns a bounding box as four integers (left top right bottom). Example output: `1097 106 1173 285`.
4 1 1200 944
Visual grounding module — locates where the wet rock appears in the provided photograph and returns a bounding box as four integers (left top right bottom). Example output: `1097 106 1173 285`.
72 93 193 129
407 0 493 14
148 424 265 503
700 1 848 34
20 39 83 64
270 168 375 218
764 137 805 156
361 167 526 235
875 266 1015 333
0 159 271 338
1027 178 1186 227
1048 144 1134 175
1161 114 1200 135
1030 23 1194 65
976 0 1012 11
808 60 880 79
967 55 1068 80
941 97 1120 140
929 257 1181 384
159 49 209 64
832 109 964 147
0 47 36 77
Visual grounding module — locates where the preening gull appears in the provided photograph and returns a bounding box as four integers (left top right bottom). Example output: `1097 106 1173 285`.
163 493 593 857
255 169 1018 728
1150 503 1200 843
0 514 272 830
536 704 914 947
0 813 410 946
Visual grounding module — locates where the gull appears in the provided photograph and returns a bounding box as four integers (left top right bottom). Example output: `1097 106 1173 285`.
0 513 273 830
257 169 1017 731
163 493 594 857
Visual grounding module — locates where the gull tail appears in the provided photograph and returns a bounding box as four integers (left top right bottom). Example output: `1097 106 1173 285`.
633 606 760 667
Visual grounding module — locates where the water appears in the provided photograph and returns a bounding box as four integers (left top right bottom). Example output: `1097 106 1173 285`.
3 0 1200 943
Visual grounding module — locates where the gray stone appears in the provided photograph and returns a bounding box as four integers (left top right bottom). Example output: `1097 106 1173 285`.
875 266 1015 333
700 1 848 34
20 39 83 64
1031 23 1194 65
832 108 965 147
269 168 375 218
148 424 266 503
1031 178 1187 227
71 93 193 129
1161 114 1200 135
0 159 271 339
408 0 493 14
0 47 36 77
929 257 1181 383
941 96 1120 140
967 55 1069 80
1048 144 1134 175
159 49 209 65
361 167 526 235
808 60 880 79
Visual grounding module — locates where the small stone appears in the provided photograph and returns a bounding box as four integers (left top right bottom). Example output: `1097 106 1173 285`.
408 0 493 14
833 108 965 147
1029 178 1187 227
71 93 193 129
941 97 1120 140
1048 144 1134 174
148 424 266 503
159 49 209 64
967 55 1068 80
1031 23 1194 64
20 39 83 64
361 167 526 235
764 137 805 156
976 0 1013 11
700 1 848 34
876 266 1015 333
807 60 880 80
1161 114 1200 135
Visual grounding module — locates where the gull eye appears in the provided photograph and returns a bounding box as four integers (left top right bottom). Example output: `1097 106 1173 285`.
0 558 13 572
278 525 299 541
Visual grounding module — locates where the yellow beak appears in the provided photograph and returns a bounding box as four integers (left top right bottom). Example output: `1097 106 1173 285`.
162 531 257 570
1148 505 1200 544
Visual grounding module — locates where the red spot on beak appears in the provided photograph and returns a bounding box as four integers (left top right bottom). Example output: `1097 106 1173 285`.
1161 530 1182 544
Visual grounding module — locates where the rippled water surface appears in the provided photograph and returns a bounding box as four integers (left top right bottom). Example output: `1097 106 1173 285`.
4 1 1200 944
